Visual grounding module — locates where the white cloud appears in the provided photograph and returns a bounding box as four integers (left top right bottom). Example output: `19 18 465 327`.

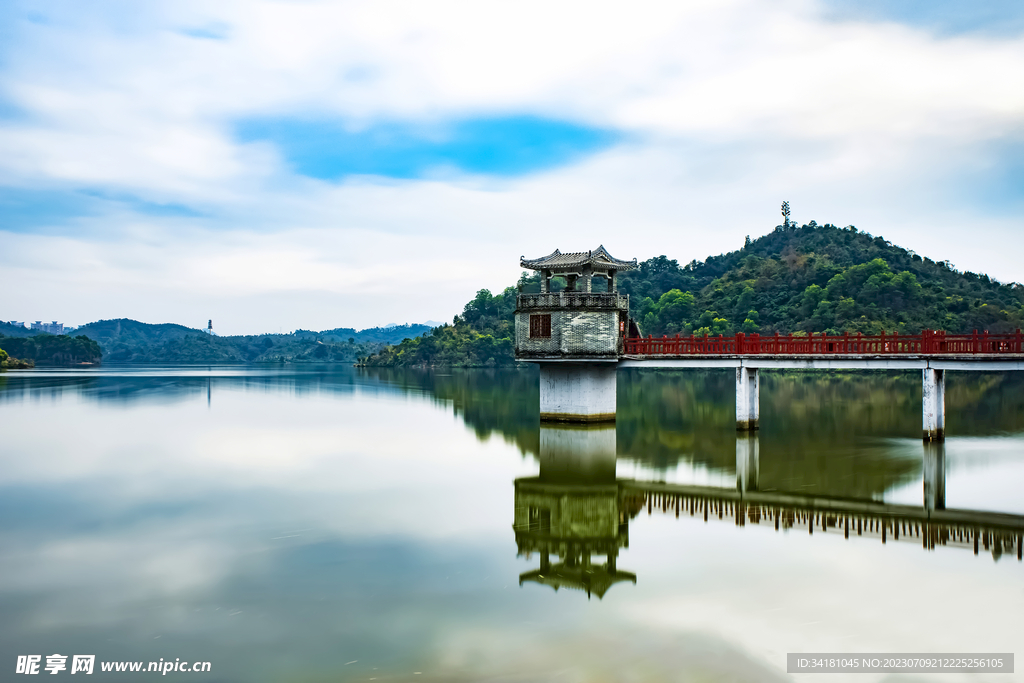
0 0 1022 331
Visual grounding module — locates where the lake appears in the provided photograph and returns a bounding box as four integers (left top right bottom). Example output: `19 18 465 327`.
1 365 1022 681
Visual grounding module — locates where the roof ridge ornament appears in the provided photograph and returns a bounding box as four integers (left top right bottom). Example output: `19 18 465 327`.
520 246 637 272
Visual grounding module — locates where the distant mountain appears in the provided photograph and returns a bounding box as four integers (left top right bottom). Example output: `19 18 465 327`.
296 324 432 345
0 322 36 338
74 319 200 348
364 221 1024 367
1 318 433 364
0 334 101 366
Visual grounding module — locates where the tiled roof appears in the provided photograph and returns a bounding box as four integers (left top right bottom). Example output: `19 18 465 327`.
520 245 637 271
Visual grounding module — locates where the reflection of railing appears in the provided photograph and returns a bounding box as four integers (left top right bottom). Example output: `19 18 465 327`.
517 293 628 310
621 482 1024 560
623 329 1024 356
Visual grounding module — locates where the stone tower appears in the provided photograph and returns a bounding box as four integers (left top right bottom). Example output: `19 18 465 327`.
515 246 636 421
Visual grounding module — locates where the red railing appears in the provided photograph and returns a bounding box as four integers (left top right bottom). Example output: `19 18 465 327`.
623 329 1024 356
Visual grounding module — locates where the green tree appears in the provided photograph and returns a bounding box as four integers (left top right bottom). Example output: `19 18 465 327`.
640 289 696 336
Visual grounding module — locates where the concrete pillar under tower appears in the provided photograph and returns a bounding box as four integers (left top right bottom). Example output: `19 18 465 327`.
922 368 945 441
736 367 760 431
539 363 617 423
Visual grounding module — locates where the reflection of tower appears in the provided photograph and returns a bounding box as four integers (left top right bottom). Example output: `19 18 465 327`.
514 424 637 599
736 434 759 493
923 441 945 511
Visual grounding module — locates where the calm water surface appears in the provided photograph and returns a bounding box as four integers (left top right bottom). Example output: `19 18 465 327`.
1 366 1023 682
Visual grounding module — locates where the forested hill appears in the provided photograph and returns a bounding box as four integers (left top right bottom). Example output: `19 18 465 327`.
0 319 433 364
624 222 1024 337
0 335 101 366
364 221 1024 367
71 319 433 363
365 289 516 367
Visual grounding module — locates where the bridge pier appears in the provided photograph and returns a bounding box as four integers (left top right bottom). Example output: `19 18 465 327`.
539 363 617 422
922 368 945 441
736 367 760 431
923 441 945 511
736 434 759 493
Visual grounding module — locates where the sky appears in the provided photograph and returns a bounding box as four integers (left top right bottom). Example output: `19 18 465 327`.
1 0 1022 335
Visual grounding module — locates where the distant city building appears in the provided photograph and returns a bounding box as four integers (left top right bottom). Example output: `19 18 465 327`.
7 321 26 328
31 321 68 335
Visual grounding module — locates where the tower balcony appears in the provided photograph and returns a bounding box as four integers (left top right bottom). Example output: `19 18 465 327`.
516 292 629 312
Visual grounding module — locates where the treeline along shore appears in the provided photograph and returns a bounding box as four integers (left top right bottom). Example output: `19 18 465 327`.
362 222 1024 368
7 222 1022 369
0 320 433 367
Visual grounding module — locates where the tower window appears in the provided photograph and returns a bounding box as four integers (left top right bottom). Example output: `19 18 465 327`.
530 314 551 338
529 507 551 532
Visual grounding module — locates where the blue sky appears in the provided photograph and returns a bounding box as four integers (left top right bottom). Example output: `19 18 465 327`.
0 0 1022 333
822 0 1024 36
236 116 620 179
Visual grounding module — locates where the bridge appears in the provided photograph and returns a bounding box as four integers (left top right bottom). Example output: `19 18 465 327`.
515 247 1024 439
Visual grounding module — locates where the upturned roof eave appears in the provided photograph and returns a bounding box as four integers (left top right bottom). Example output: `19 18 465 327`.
520 245 637 272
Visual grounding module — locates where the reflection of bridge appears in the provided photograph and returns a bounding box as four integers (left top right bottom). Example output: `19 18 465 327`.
514 247 1024 439
515 425 1022 600
624 481 1023 561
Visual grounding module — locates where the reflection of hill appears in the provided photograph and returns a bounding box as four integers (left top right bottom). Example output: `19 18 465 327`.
362 367 1024 500
0 367 369 405
616 370 1024 498
8 366 1023 502
361 368 541 455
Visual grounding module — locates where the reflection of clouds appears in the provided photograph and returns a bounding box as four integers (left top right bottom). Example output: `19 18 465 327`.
624 515 1024 666
0 525 239 632
430 627 789 682
9 535 230 596
0 378 528 494
881 437 1024 513
0 368 401 408
617 458 736 488
0 370 540 647
3 369 1023 681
